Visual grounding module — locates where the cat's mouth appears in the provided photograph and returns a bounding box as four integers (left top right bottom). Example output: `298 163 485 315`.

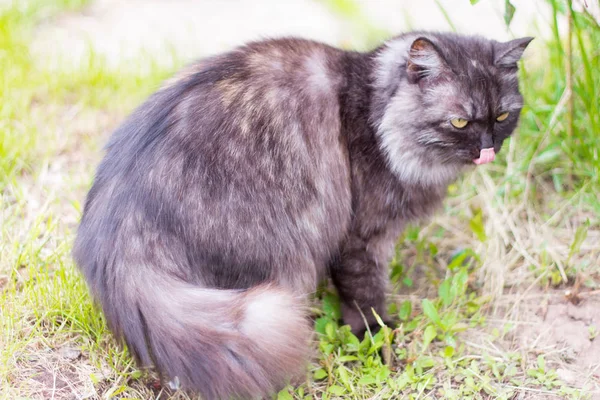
473 148 495 165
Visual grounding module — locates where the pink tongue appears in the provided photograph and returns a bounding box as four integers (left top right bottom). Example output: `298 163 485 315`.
473 148 495 165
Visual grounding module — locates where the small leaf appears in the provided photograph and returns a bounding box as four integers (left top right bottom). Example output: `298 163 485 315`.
451 268 469 298
537 355 546 371
438 279 452 306
415 356 436 370
322 293 342 320
320 342 335 355
399 300 412 321
470 0 481 4
447 249 471 270
277 388 294 400
405 226 420 241
313 368 328 380
422 299 442 327
504 0 516 27
327 385 346 395
376 366 391 381
357 375 377 385
423 325 437 349
527 368 540 378
429 242 438 256
129 371 142 380
337 366 350 388
315 317 329 335
325 322 336 340
337 355 359 362
345 333 360 351
444 346 455 358
469 209 487 242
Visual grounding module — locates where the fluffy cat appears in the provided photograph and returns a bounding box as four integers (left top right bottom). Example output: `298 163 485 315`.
73 32 532 399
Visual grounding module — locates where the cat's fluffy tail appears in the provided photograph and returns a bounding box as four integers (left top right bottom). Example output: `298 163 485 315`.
100 271 311 400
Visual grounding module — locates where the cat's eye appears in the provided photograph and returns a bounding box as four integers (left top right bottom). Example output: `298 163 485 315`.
450 118 469 129
496 112 510 122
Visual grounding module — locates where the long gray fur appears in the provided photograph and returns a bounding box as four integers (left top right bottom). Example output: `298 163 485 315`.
73 32 532 399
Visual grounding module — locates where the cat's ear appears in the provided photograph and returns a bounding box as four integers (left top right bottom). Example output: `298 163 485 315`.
406 37 448 83
494 37 534 67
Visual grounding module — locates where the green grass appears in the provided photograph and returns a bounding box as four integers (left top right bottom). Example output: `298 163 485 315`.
1 0 599 399
517 3 600 200
0 1 175 398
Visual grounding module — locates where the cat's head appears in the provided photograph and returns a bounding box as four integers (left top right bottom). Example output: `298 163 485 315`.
373 33 533 186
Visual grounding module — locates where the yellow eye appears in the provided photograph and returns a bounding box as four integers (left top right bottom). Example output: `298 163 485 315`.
496 112 509 122
450 118 468 128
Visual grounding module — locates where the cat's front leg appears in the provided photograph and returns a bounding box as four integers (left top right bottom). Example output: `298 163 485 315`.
332 221 402 336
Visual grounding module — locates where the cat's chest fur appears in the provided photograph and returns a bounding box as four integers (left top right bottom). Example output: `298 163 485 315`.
348 147 449 238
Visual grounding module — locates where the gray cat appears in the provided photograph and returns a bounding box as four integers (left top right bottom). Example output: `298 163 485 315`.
73 32 532 399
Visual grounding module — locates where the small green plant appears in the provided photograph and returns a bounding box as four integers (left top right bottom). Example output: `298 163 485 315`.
589 325 598 341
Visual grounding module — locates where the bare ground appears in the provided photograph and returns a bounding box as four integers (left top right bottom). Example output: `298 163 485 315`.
514 291 600 395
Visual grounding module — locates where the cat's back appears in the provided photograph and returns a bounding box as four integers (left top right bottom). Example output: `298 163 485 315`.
76 38 353 290
103 38 348 182
89 38 351 204
148 37 351 212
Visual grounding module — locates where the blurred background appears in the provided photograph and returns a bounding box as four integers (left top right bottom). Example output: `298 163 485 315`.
2 1 600 399
30 0 599 69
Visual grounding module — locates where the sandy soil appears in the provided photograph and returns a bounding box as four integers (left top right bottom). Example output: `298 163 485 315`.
516 291 600 396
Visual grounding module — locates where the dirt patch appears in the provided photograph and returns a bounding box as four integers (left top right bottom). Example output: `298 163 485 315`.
9 344 97 399
513 290 600 397
541 298 600 368
7 341 184 399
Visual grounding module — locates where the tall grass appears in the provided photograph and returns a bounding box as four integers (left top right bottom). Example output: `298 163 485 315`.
517 1 600 202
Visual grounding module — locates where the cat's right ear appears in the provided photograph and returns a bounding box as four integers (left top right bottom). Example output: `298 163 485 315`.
406 37 448 84
494 37 534 67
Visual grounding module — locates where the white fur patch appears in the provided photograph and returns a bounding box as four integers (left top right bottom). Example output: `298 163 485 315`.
374 35 419 90
304 52 331 93
242 289 285 337
376 83 461 187
241 287 309 358
499 94 523 111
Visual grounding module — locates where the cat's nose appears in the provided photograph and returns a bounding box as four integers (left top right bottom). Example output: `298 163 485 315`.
481 133 494 150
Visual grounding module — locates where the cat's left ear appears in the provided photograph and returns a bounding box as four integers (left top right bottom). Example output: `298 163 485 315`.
406 37 449 83
494 37 534 67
